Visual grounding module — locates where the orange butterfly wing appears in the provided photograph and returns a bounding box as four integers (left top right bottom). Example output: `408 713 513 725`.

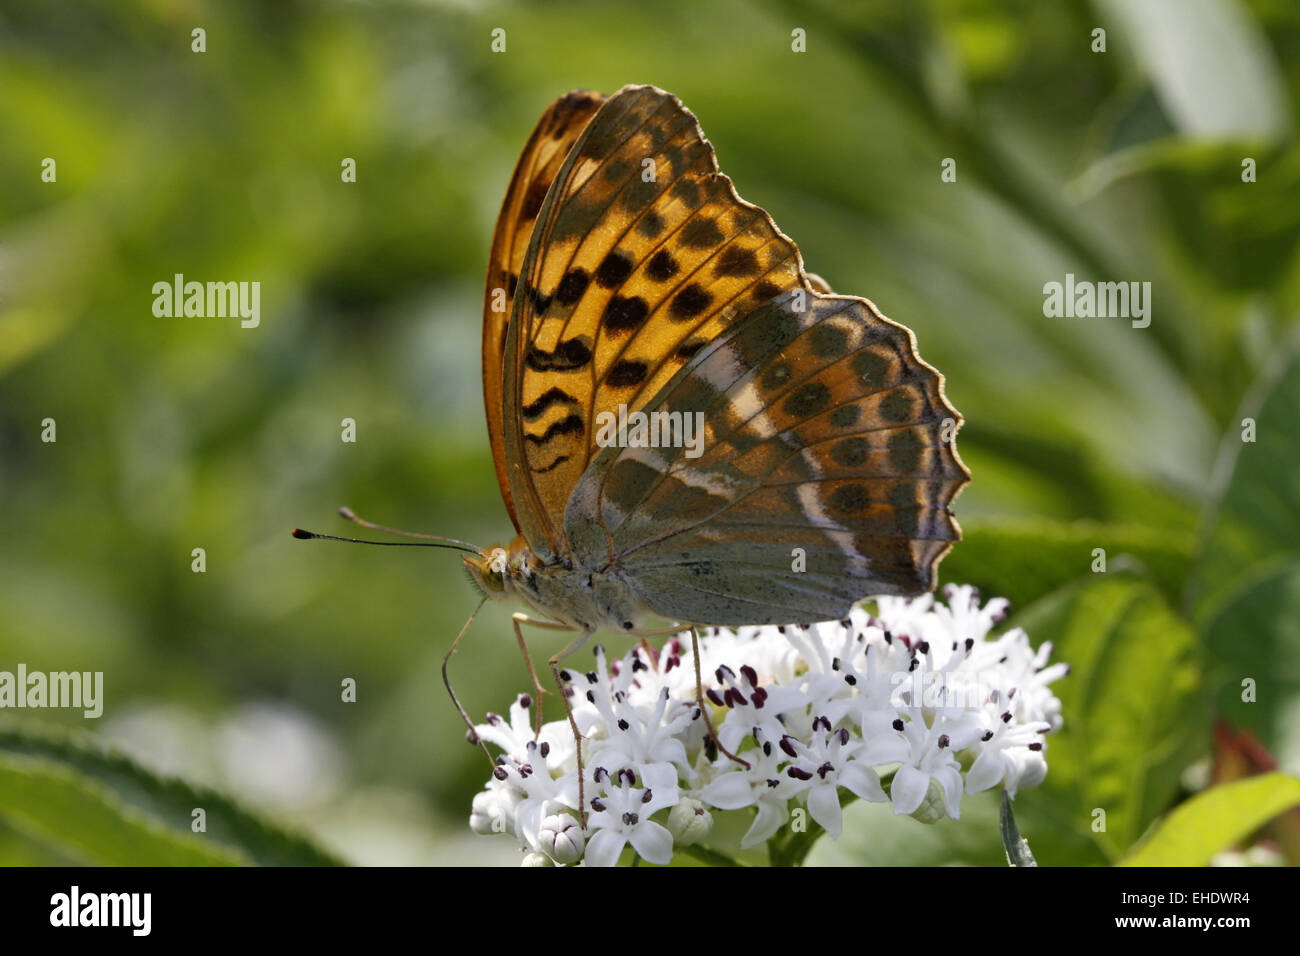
483 90 607 532
501 85 806 556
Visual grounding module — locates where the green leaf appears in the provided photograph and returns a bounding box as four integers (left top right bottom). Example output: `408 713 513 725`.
940 517 1194 611
1009 573 1207 862
1094 0 1289 141
1120 773 1300 866
0 753 245 866
1001 791 1037 866
0 722 344 866
806 790 1007 866
1191 337 1300 770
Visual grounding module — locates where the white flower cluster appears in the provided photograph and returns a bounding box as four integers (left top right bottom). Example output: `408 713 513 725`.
468 585 1067 866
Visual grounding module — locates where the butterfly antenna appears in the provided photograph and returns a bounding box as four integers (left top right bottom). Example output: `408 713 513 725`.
291 528 480 555
337 506 481 553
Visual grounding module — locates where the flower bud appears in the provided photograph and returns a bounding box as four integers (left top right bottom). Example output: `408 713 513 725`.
538 813 585 864
470 791 511 836
667 798 713 846
908 778 948 825
521 851 555 867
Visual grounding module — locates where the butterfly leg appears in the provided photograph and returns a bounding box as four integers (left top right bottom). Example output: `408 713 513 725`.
690 626 751 770
546 629 595 829
511 612 557 740
510 614 593 827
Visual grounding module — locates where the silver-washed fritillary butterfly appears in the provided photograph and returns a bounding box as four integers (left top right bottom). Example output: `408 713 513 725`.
298 85 968 820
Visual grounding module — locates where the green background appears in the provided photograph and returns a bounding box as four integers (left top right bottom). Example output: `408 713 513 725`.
1 0 1298 866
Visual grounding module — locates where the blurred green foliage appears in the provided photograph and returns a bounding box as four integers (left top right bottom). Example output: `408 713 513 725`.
1 0 1297 865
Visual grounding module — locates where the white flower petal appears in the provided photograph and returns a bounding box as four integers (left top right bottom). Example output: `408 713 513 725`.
807 783 843 837
741 796 788 848
965 748 1005 794
583 828 627 868
628 821 674 865
699 772 757 810
839 762 888 803
890 765 929 815
936 766 964 819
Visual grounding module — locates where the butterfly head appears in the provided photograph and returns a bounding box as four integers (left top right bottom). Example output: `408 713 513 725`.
463 536 537 603
464 546 509 597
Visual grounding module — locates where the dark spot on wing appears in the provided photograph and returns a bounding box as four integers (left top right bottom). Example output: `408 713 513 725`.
607 359 649 388
523 387 578 420
831 436 870 467
681 218 724 249
525 337 593 371
531 287 552 317
880 389 914 423
713 246 760 277
555 268 590 306
784 381 831 417
603 295 650 334
830 484 871 514
669 284 713 320
810 322 849 358
674 338 709 361
595 251 635 289
521 178 551 220
637 210 666 237
647 250 679 282
525 414 585 445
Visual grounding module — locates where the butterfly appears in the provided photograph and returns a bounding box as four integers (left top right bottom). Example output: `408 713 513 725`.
298 84 968 818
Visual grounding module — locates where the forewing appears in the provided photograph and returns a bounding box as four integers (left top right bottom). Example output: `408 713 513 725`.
484 90 606 532
502 85 805 554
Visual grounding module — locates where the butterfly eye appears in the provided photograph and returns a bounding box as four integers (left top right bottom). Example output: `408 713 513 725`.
480 549 509 592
